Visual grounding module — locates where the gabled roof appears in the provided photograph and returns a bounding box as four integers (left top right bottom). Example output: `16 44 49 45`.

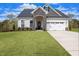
55 9 69 18
17 4 69 18
17 9 34 17
43 4 69 18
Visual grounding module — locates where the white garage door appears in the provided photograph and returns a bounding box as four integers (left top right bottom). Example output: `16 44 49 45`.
46 22 65 30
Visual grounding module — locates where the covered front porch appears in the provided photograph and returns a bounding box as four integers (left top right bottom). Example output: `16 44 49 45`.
31 7 48 30
32 15 46 30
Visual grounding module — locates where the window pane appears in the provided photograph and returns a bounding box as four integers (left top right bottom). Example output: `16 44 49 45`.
21 20 24 28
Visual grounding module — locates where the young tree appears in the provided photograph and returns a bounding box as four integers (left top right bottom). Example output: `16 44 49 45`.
68 13 75 19
0 22 3 31
2 20 9 32
6 13 17 31
0 13 18 32
67 13 75 30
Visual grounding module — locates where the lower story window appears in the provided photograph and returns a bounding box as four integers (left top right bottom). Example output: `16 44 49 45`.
21 20 24 28
30 20 33 28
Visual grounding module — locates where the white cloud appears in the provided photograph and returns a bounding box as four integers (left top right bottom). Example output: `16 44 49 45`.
20 3 37 9
62 9 79 19
0 3 37 21
9 3 37 17
62 10 78 15
0 11 20 18
56 6 79 19
75 16 79 19
57 6 68 11
0 11 20 21
0 17 6 22
5 8 10 11
13 8 23 12
13 3 37 13
57 5 79 19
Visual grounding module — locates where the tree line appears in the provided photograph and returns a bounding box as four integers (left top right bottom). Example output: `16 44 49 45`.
0 14 18 32
68 13 79 30
0 20 18 32
69 19 79 30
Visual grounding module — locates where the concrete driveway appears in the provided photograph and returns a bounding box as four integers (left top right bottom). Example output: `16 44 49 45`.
48 31 79 56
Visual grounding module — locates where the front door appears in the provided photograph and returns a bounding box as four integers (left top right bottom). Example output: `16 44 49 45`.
36 21 41 30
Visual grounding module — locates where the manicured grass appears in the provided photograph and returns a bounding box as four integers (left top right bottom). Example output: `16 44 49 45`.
0 31 70 56
71 28 79 32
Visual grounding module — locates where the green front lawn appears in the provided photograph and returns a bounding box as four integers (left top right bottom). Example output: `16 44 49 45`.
0 31 70 56
71 28 79 32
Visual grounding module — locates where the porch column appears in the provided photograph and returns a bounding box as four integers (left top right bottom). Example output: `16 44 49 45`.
43 16 46 30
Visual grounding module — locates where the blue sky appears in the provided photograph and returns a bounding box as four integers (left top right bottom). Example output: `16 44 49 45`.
0 3 79 21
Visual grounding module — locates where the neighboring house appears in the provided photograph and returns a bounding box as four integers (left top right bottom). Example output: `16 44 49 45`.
17 4 70 30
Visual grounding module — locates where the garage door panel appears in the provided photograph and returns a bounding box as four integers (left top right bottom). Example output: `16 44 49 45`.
46 22 65 30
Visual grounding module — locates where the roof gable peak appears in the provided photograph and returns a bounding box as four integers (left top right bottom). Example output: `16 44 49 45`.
31 7 48 14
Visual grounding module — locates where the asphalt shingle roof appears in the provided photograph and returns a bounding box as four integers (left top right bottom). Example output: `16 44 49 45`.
17 5 69 18
43 6 69 18
55 9 69 18
17 9 34 17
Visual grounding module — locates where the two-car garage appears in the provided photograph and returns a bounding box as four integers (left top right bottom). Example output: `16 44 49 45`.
46 22 65 30
46 19 68 30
